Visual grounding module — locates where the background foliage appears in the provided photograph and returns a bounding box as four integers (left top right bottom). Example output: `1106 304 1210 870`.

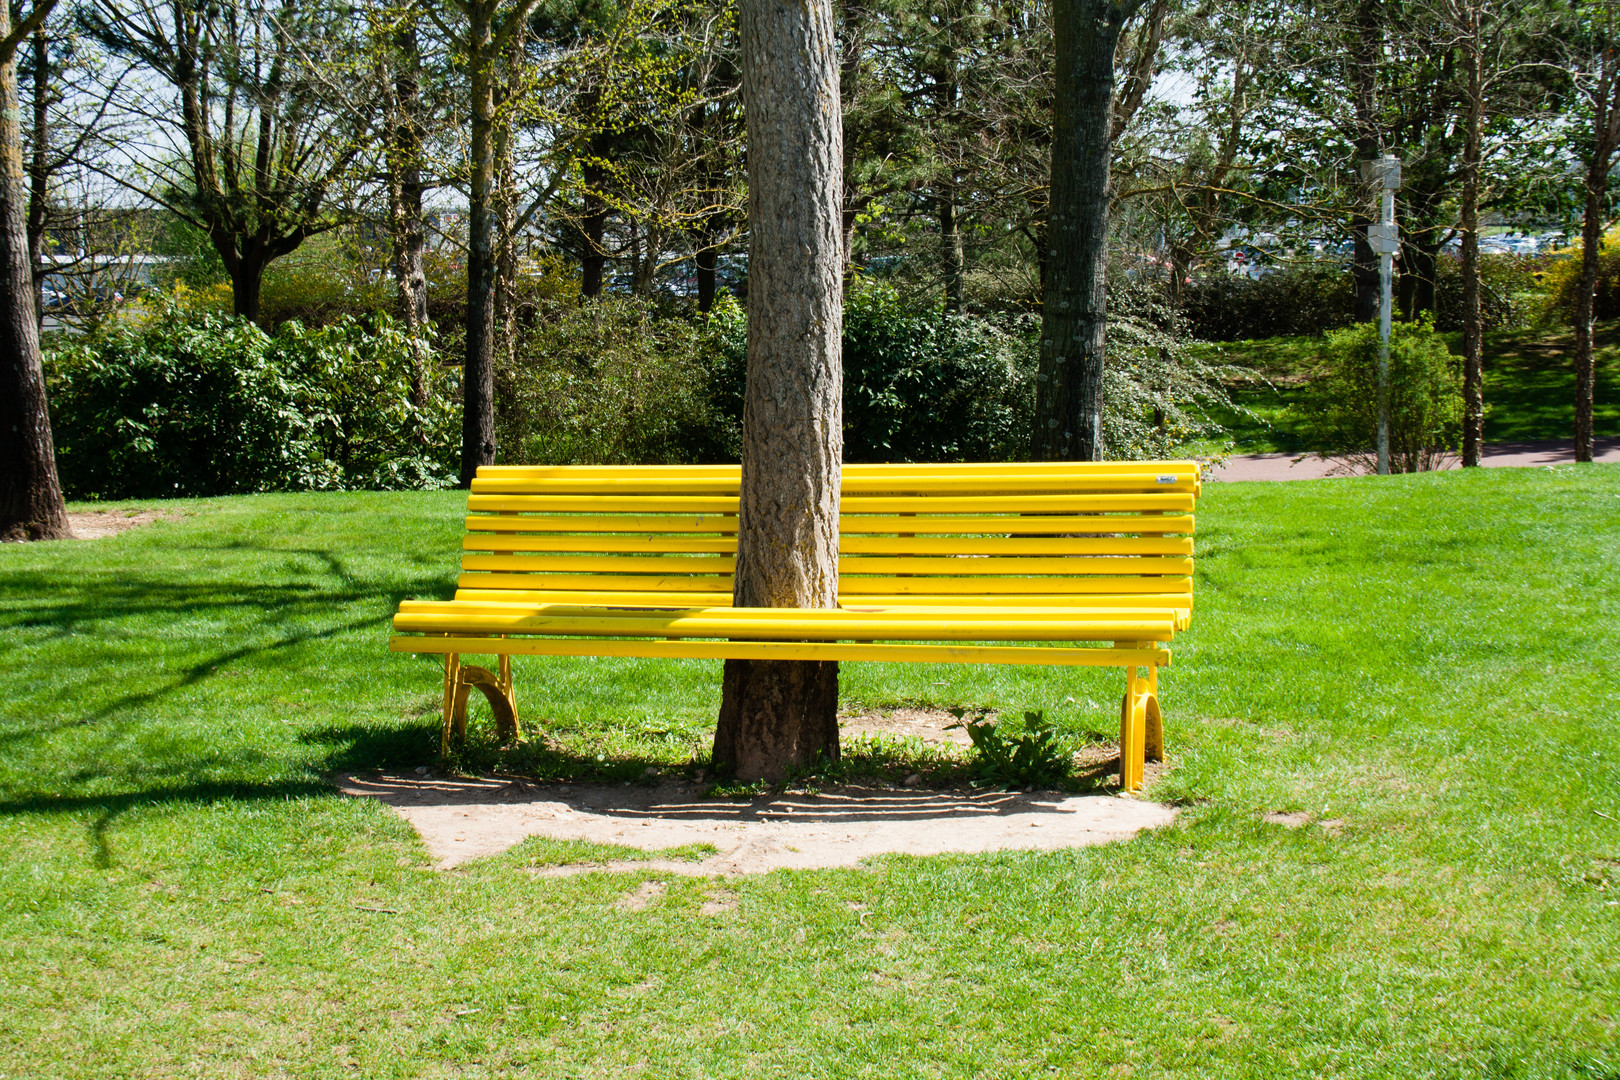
45 311 459 499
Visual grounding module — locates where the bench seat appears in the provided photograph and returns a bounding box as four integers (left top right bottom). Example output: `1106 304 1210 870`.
389 461 1200 791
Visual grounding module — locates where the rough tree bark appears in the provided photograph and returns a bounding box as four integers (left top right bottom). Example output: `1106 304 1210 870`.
0 0 68 542
1031 0 1143 461
712 0 844 782
26 27 45 316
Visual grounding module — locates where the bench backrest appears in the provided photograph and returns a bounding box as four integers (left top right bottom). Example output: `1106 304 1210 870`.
455 462 1199 611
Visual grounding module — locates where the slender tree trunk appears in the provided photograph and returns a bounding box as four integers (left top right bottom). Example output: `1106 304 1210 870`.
384 15 430 408
838 0 864 273
0 1 68 541
461 0 498 484
1459 4 1483 467
580 154 608 297
939 190 964 313
713 0 844 782
1575 161 1610 464
1350 0 1380 324
696 241 717 312
1032 0 1141 461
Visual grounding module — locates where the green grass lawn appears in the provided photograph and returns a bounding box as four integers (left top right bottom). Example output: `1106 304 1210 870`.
1198 321 1620 454
3 469 1619 1078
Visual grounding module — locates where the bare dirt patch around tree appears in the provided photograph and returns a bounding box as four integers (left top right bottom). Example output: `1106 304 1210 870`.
65 509 169 540
341 706 1174 875
339 773 1178 874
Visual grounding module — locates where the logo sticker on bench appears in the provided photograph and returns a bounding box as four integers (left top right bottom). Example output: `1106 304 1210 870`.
1156 475 1177 484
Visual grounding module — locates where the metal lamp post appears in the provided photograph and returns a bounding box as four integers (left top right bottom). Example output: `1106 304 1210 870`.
1362 154 1400 476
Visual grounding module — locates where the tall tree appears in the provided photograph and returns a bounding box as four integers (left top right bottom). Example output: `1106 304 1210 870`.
0 0 67 542
1032 0 1145 461
1568 1 1620 464
82 0 369 324
440 0 546 483
711 0 843 781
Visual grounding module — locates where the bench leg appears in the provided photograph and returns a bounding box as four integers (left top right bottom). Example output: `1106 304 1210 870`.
1118 664 1165 794
440 652 522 755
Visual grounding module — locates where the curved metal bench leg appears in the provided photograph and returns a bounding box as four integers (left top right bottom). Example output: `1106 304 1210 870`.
1144 663 1164 764
440 653 463 755
1118 662 1167 792
441 657 521 753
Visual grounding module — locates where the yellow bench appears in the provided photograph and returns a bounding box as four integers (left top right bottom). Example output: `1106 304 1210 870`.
390 461 1200 791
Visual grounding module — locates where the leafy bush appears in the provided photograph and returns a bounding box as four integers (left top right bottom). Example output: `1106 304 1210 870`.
838 280 1033 462
1433 252 1549 333
1541 229 1620 325
1182 264 1355 341
1103 280 1252 459
45 310 458 499
495 296 732 465
258 241 393 329
267 319 460 489
1297 317 1463 473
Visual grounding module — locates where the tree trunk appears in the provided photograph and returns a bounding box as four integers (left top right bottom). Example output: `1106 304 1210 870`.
384 15 430 408
713 0 844 782
940 189 964 313
0 1 69 541
1032 0 1141 462
461 0 497 485
1575 159 1609 464
227 244 270 324
580 155 608 298
696 241 717 312
1459 5 1483 467
26 26 45 320
1350 0 1380 324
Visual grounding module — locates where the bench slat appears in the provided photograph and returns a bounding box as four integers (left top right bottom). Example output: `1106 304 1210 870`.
461 534 1193 557
470 473 1197 495
459 553 1193 576
467 493 1196 514
464 513 1196 536
390 635 1171 668
448 588 1193 610
455 571 1193 594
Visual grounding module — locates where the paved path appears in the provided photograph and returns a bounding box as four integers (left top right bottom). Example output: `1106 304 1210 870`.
1208 438 1620 482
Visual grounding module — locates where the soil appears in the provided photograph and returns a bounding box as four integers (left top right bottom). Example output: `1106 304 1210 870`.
340 702 1177 875
65 509 168 539
338 772 1178 875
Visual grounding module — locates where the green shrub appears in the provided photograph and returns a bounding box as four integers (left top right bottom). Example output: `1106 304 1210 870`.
1433 252 1548 332
697 281 1035 464
266 319 460 489
45 311 458 499
1182 264 1355 341
838 280 1032 462
1541 229 1620 325
495 296 732 465
1103 280 1252 459
1297 317 1463 473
